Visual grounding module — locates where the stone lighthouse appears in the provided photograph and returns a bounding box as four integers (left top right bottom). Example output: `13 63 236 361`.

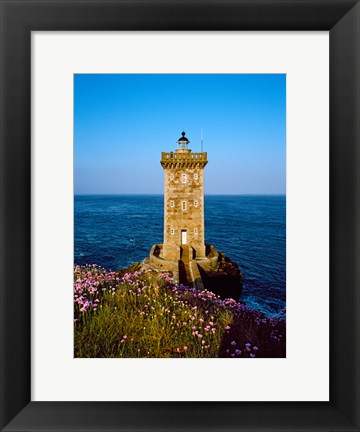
143 131 242 299
161 132 208 261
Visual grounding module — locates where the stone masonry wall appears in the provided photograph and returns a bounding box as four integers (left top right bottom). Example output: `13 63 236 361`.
161 149 207 261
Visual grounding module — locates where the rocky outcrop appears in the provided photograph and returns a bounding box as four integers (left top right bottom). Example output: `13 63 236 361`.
197 253 243 300
116 262 143 277
120 244 243 302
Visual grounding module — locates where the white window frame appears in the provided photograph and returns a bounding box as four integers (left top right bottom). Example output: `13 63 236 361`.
170 173 174 180
170 228 175 235
182 201 186 211
181 174 187 184
194 173 198 180
170 200 175 208
194 228 198 235
194 200 198 207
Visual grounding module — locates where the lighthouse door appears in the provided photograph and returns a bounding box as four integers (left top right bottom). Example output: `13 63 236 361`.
181 230 187 244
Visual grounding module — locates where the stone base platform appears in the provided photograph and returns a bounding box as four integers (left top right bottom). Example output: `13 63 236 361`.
141 244 243 301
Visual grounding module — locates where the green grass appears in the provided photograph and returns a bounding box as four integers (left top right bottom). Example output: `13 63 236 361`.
74 265 286 358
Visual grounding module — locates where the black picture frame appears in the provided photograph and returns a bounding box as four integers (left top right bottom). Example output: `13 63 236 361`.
1 0 359 431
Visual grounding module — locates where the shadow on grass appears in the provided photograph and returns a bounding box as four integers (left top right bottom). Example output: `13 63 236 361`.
218 311 286 358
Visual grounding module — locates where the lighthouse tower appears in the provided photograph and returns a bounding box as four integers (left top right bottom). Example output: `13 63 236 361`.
160 132 208 261
143 131 242 298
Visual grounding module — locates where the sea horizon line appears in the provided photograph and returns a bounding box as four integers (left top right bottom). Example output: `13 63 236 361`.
74 193 286 196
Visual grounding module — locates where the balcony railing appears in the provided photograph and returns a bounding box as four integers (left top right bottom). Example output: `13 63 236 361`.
161 152 208 162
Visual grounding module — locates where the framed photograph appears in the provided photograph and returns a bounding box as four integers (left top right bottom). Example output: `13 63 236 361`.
33 32 324 402
1 0 359 431
72 73 286 361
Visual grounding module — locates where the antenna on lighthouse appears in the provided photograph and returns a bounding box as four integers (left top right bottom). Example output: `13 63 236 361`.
201 128 204 153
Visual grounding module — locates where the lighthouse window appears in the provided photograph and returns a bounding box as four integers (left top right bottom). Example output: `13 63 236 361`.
181 174 187 184
171 228 174 235
170 173 174 180
194 228 198 234
170 200 174 207
194 201 198 207
182 201 186 210
194 173 198 180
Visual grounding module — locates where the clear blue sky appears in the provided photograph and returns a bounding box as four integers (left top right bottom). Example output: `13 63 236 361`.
74 74 285 194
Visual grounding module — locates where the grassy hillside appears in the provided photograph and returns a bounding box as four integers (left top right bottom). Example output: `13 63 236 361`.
74 264 286 358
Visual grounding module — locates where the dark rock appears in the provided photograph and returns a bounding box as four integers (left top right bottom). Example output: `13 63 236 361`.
197 257 243 301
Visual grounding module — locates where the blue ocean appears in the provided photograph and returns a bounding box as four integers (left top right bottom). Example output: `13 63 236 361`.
74 195 286 317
